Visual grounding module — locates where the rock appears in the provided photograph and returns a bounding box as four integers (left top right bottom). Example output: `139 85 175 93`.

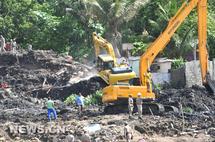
0 91 6 99
65 134 75 142
31 137 41 142
135 125 147 134
107 120 126 126
0 136 5 141
83 124 101 134
79 133 91 142
15 137 20 140
207 127 215 136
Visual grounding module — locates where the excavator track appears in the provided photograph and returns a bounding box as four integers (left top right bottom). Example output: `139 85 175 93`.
89 76 108 91
104 102 178 115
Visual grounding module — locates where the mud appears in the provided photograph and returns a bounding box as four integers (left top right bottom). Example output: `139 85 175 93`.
158 85 215 113
0 50 105 100
0 50 215 142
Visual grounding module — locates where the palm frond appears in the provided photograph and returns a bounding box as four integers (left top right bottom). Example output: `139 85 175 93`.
81 0 104 12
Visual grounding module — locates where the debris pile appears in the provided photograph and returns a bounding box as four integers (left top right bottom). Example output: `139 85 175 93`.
158 85 215 113
0 50 104 100
0 50 214 142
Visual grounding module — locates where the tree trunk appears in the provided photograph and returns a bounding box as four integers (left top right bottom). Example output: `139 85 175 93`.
111 32 122 58
105 22 122 58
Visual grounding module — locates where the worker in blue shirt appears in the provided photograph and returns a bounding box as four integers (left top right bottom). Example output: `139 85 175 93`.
76 93 84 115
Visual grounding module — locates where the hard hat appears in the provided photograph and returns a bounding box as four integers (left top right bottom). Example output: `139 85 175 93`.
137 92 142 96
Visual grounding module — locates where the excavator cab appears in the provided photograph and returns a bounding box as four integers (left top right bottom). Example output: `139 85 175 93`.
93 32 137 85
96 54 136 84
97 55 114 71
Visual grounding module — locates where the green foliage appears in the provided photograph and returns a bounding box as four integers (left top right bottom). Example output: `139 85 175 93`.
64 94 76 105
1 0 215 60
131 41 149 56
84 90 103 106
153 84 162 91
183 107 193 114
171 57 185 69
125 0 215 59
64 90 103 106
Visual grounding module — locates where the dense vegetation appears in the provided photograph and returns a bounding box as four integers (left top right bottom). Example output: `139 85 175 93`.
0 0 215 60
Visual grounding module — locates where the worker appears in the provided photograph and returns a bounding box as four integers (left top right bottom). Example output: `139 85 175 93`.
28 44 33 51
76 93 85 115
146 69 152 92
47 97 57 121
128 95 134 118
120 58 129 67
124 123 133 142
0 35 6 52
136 93 143 119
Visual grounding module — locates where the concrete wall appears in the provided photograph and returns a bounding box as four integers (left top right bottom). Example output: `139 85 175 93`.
185 61 203 87
170 67 185 88
128 57 171 85
152 73 170 85
128 56 140 77
185 60 214 87
128 57 215 87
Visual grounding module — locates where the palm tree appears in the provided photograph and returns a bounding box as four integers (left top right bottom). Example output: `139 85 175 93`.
75 0 150 57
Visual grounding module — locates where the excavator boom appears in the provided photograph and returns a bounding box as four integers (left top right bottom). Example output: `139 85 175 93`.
198 0 208 83
140 0 208 86
92 32 117 66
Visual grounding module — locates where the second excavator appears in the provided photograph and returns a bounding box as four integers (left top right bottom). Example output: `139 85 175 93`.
103 0 213 113
92 32 136 85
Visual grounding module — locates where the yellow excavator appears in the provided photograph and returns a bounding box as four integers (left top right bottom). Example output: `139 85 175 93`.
92 32 136 85
103 0 212 113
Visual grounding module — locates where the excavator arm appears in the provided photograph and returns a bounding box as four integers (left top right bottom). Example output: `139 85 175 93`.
140 0 208 86
92 32 117 66
198 0 208 84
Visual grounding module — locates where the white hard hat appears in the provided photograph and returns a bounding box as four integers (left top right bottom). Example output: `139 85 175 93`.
137 92 142 96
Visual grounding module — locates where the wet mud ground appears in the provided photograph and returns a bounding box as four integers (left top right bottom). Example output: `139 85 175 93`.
0 50 214 142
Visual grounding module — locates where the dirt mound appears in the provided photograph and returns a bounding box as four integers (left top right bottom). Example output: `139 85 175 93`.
0 50 214 142
0 50 104 100
158 85 215 113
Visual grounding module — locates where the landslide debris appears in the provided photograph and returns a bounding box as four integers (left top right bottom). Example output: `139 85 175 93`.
0 50 215 142
158 85 215 114
0 50 104 100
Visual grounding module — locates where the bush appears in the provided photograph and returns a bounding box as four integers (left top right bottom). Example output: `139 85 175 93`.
64 90 103 106
183 107 193 114
131 41 149 56
64 94 77 105
85 90 103 106
171 57 185 69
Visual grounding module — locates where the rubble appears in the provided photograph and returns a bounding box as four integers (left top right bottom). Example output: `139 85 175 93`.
0 50 104 100
158 85 215 113
0 50 215 142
